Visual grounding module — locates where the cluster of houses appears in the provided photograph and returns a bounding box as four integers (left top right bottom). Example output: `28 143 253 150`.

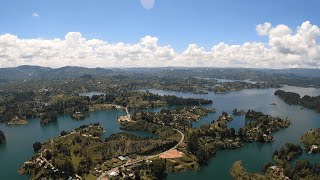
100 156 146 180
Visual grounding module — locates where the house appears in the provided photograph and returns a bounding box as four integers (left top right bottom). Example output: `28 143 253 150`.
311 145 318 150
118 156 129 161
108 168 120 176
110 171 119 176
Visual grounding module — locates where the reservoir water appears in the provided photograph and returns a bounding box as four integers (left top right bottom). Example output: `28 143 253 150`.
0 86 319 179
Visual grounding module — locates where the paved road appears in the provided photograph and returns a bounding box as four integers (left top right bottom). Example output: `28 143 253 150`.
96 128 184 180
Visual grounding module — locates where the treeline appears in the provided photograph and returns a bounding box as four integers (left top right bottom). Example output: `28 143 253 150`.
275 90 320 112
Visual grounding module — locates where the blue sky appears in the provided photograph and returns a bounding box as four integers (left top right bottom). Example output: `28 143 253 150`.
1 0 319 50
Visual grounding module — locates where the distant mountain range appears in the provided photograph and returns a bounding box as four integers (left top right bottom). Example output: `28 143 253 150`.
0 65 319 82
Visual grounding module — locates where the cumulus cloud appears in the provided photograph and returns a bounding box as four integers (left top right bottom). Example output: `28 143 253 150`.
32 12 40 17
256 22 271 36
0 21 320 68
256 21 320 67
140 0 155 10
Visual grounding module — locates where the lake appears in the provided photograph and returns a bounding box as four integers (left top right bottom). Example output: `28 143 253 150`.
0 86 319 179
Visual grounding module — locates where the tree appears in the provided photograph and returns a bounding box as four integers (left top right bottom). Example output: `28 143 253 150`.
230 128 236 137
43 150 52 160
77 157 92 175
187 132 199 154
273 150 279 157
33 142 42 151
262 162 274 173
196 146 209 165
56 158 75 174
0 130 6 144
60 130 67 136
238 128 244 140
258 133 265 143
149 160 167 180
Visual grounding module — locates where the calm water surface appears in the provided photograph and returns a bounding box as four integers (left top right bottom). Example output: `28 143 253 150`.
0 87 319 179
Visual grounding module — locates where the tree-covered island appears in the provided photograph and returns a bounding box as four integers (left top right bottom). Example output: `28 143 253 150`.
275 90 320 112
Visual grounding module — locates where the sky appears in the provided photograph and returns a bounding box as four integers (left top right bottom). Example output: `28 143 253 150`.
0 0 320 68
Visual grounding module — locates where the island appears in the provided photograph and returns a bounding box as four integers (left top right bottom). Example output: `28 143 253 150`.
240 110 291 143
274 90 320 112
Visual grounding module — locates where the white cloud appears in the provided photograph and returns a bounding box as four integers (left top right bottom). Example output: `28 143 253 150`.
256 22 271 36
140 0 155 10
32 12 40 17
0 21 320 68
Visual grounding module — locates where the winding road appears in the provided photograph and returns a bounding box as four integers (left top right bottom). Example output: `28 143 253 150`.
96 128 185 180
